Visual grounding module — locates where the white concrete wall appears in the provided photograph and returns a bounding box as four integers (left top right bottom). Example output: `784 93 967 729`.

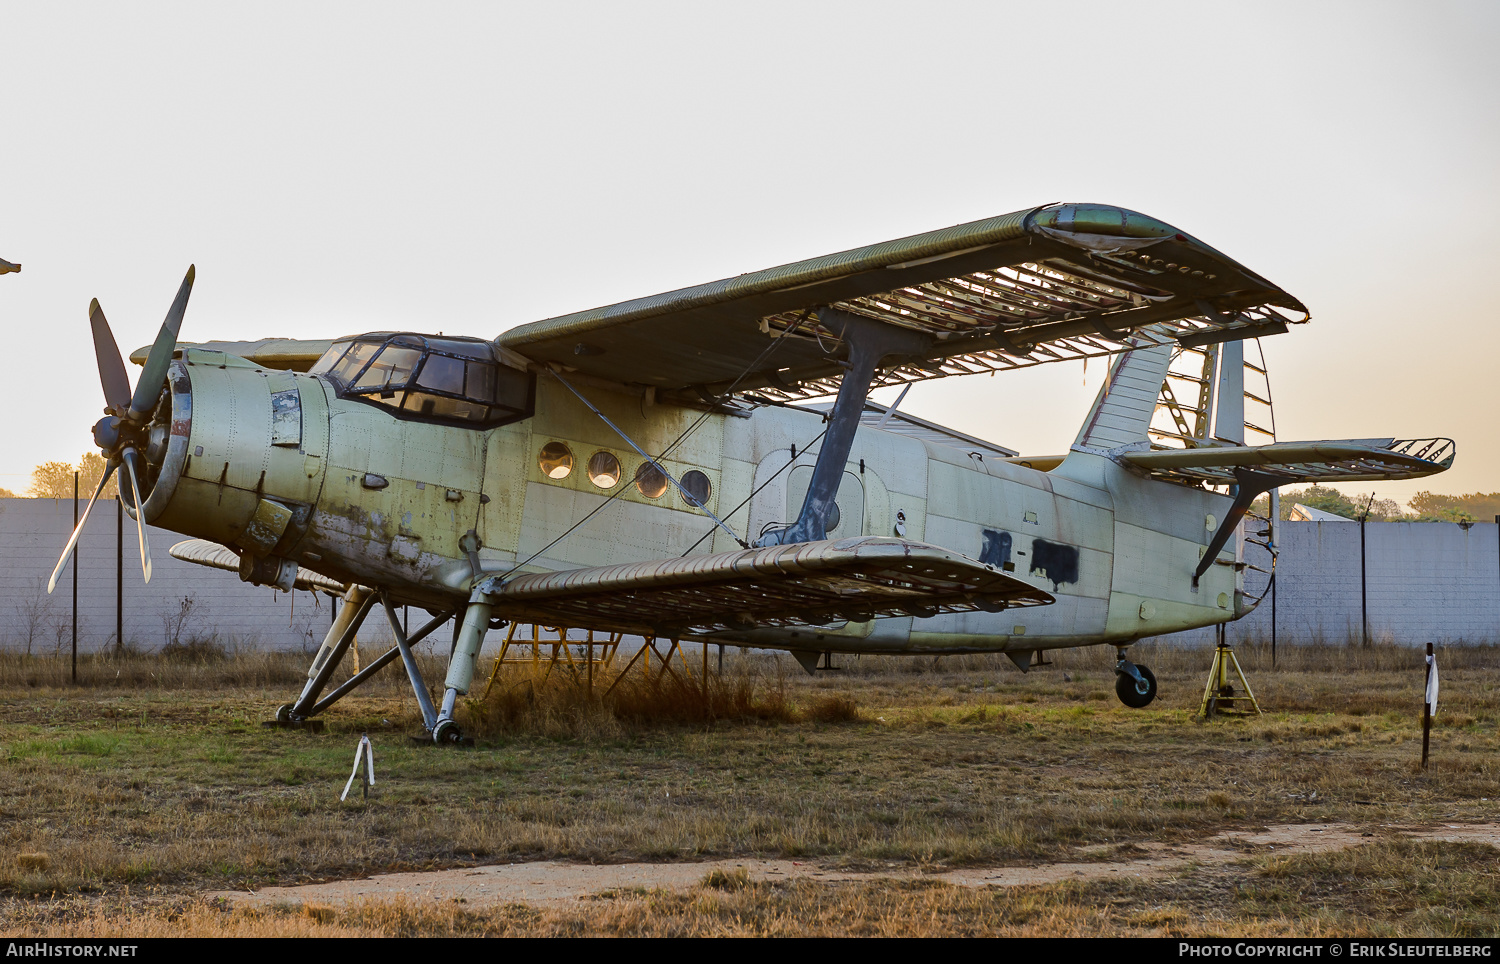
1166 520 1500 646
0 499 1494 652
0 497 402 653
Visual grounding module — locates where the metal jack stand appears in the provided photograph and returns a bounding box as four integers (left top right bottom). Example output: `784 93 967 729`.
1198 624 1262 718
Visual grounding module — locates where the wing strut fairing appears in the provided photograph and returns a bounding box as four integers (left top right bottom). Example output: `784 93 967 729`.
481 537 1053 638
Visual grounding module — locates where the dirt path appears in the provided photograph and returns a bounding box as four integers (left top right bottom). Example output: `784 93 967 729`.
212 823 1500 910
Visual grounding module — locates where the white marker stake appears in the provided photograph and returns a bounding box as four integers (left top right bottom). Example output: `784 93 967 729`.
1422 644 1437 770
1426 652 1440 719
341 734 375 801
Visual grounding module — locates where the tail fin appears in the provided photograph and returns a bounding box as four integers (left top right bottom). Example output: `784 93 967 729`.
1074 340 1174 450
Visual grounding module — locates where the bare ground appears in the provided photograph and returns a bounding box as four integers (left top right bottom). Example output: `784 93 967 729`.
214 822 1500 908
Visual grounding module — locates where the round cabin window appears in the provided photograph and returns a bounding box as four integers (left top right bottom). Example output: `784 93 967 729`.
678 469 711 508
635 461 669 499
588 451 621 489
539 441 573 480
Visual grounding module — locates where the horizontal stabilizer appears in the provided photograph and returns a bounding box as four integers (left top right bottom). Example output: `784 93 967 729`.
169 539 349 594
488 536 1053 637
1120 437 1455 486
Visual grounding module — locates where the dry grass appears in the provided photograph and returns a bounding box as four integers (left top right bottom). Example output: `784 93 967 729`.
468 657 863 739
11 838 1499 936
0 639 1494 936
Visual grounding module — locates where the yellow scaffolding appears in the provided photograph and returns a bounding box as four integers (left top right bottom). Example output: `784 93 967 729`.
481 625 717 700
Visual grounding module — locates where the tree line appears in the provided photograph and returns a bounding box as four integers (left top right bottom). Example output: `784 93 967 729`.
1251 486 1498 523
3 454 119 501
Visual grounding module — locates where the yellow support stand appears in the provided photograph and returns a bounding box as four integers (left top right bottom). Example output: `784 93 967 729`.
479 624 721 703
1199 626 1262 718
481 624 622 699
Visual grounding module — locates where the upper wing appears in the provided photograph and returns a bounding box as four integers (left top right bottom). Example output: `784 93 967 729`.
487 536 1052 637
1118 438 1455 486
497 203 1306 402
130 338 334 372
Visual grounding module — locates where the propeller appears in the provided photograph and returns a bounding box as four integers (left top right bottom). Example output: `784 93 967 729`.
47 266 195 593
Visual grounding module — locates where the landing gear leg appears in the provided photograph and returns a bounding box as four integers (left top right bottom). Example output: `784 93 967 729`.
431 588 493 745
1114 649 1158 708
379 591 439 735
270 586 374 729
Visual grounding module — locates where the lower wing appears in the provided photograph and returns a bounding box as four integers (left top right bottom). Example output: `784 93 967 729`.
489 537 1052 637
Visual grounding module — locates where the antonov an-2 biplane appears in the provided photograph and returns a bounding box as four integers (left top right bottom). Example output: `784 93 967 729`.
49 203 1453 741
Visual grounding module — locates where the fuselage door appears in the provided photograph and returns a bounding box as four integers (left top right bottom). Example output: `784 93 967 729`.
786 465 866 537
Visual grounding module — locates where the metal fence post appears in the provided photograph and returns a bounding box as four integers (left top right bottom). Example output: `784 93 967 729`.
72 472 78 683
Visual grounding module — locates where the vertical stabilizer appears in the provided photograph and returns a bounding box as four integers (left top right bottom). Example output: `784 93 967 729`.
1074 340 1174 449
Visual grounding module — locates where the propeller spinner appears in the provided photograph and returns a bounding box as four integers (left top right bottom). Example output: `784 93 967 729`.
47 267 195 593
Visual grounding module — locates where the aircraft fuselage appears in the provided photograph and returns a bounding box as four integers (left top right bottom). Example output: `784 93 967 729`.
136 349 1244 658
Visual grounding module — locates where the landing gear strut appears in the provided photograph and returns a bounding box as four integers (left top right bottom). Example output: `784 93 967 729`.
265 585 460 741
1114 651 1158 708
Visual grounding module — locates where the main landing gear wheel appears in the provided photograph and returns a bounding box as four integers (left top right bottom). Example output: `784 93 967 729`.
1115 662 1158 708
433 720 465 745
275 703 295 724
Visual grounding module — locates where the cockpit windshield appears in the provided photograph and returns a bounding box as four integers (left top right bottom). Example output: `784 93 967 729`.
309 333 534 428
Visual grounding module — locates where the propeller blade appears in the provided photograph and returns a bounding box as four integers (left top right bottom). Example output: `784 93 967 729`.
128 265 195 422
120 449 153 584
46 463 117 594
89 299 133 412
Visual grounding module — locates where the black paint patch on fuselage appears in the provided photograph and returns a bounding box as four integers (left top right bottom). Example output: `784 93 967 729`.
980 529 1012 569
1029 538 1079 589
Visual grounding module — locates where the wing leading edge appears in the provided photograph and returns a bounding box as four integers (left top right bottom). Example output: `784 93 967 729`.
497 203 1307 403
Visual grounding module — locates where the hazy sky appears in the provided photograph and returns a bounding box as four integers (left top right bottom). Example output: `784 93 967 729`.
3 1 1496 506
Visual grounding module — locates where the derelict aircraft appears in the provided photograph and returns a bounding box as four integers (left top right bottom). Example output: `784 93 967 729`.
48 203 1453 741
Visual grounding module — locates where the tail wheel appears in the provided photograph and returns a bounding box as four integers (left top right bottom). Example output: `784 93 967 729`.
1115 664 1158 708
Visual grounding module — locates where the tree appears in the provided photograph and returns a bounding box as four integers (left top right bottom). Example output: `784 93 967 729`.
0 487 15 498
77 452 118 500
1270 487 1406 521
1409 491 1500 523
25 454 117 500
1276 485 1361 520
27 461 74 499
10 578 54 657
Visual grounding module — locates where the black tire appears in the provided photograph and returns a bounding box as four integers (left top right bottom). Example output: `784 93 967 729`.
1115 664 1158 708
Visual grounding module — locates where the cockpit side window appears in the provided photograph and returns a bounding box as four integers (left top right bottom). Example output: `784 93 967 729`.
326 341 378 390
314 333 535 428
352 346 421 395
309 340 352 376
